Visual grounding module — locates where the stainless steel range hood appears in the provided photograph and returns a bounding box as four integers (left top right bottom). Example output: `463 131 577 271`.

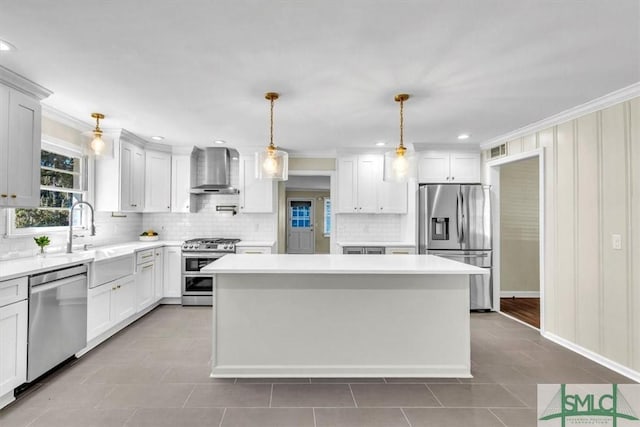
190 147 239 194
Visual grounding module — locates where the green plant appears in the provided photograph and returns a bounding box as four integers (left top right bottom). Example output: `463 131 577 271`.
34 235 50 253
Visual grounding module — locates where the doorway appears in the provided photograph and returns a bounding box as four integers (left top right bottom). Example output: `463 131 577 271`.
287 198 314 254
488 149 544 330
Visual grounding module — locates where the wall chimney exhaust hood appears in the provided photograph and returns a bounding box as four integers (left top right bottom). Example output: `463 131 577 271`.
190 147 239 194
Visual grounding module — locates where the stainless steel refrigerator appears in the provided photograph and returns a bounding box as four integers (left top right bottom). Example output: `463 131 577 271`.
418 184 493 310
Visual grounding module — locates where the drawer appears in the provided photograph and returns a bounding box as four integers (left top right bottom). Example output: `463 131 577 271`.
386 247 416 255
136 249 155 265
0 276 28 307
236 247 271 254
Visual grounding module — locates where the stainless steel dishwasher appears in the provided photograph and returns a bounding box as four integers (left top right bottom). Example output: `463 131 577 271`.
28 264 88 382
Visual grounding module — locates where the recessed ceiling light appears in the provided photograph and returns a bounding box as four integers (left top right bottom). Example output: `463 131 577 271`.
151 136 164 141
457 134 470 140
0 40 16 52
375 142 386 146
214 140 226 144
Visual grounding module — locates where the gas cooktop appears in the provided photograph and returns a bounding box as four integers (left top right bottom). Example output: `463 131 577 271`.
181 238 241 253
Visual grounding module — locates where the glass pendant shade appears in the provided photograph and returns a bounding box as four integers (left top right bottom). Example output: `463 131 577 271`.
383 149 415 182
255 147 288 180
90 132 105 155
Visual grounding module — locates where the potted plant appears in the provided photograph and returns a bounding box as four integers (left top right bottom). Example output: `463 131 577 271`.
34 235 50 255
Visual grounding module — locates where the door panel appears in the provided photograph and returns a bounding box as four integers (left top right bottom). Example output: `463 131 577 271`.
460 185 492 250
425 184 461 250
287 199 314 254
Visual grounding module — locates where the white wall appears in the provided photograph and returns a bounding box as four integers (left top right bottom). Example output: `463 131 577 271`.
484 95 640 377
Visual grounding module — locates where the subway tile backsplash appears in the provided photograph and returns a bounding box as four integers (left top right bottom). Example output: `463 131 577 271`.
335 213 402 242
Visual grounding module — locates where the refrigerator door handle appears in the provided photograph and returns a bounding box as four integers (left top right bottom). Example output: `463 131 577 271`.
456 191 464 243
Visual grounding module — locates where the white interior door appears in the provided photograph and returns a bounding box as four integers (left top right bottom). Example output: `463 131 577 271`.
287 199 314 254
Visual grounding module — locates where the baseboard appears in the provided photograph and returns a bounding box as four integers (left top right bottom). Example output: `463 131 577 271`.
542 331 640 383
500 291 540 298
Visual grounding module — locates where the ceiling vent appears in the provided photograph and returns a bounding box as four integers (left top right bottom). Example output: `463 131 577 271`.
489 143 507 159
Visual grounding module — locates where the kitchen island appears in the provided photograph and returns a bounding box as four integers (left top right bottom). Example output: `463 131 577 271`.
201 254 487 378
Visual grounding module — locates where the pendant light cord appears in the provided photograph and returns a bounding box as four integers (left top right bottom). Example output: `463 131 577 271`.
269 96 275 149
399 98 404 149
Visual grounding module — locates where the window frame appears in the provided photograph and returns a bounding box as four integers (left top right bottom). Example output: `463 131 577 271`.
7 138 89 236
323 197 331 237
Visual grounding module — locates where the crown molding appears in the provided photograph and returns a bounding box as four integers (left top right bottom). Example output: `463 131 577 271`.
480 82 640 150
41 104 93 132
0 65 52 100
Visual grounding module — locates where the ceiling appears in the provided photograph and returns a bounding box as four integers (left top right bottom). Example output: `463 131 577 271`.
0 1 638 154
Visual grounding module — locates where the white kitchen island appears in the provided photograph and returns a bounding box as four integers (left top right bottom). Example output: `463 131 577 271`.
201 254 487 378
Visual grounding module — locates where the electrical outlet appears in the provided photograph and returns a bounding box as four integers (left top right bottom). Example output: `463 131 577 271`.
612 234 622 250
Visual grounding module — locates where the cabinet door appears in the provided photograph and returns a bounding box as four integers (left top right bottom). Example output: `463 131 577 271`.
449 152 480 183
120 143 134 211
0 300 27 395
112 276 136 323
239 156 273 213
171 155 191 213
418 151 450 183
336 157 357 213
163 246 182 298
6 90 41 208
87 283 114 341
356 155 381 213
153 249 164 302
144 150 171 212
132 146 145 211
0 86 9 205
136 262 155 312
377 180 407 214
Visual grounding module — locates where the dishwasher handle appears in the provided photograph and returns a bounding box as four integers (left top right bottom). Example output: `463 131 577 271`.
30 274 87 295
30 264 88 286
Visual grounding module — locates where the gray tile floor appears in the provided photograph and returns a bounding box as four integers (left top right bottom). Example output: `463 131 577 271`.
0 306 634 427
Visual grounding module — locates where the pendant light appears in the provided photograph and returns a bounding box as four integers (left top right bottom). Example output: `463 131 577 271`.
383 94 415 182
256 92 288 181
89 113 106 155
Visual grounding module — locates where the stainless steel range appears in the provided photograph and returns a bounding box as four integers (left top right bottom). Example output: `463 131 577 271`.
181 238 240 306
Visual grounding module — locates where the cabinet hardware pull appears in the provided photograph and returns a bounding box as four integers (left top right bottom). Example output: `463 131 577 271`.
117 285 121 289
10 194 16 198
142 265 153 270
0 194 6 198
451 177 454 180
142 254 153 259
112 287 116 290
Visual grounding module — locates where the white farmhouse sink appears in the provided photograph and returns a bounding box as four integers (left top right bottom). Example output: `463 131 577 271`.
91 251 135 288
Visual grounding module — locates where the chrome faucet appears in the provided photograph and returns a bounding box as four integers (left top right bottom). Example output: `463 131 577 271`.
66 201 96 253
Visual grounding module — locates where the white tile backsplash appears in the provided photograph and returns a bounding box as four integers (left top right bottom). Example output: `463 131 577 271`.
335 214 403 242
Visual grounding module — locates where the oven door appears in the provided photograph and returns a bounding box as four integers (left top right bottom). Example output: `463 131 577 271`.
182 253 223 274
182 275 214 295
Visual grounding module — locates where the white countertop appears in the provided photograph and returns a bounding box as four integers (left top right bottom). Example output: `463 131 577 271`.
201 254 487 275
236 241 276 247
337 241 416 247
0 240 183 281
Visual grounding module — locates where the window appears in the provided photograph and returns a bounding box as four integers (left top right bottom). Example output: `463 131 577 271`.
323 197 331 236
11 140 87 233
290 201 311 228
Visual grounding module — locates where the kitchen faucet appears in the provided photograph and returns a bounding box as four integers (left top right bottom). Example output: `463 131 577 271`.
66 201 96 253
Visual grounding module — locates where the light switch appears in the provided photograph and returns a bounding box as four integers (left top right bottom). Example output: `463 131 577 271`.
612 234 622 250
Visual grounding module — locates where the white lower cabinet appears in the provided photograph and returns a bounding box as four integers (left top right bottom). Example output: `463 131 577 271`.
153 249 164 302
0 299 27 398
163 246 182 299
87 275 136 341
136 262 155 312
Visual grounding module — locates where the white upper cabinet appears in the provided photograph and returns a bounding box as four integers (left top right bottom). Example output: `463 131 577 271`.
239 156 274 213
144 150 171 212
95 132 147 212
337 154 407 214
171 155 191 213
0 85 43 208
417 150 480 183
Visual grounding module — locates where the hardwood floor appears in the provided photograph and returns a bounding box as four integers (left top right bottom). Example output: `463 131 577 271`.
500 297 540 329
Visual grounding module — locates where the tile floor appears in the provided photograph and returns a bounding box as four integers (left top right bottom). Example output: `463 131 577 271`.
0 306 634 427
